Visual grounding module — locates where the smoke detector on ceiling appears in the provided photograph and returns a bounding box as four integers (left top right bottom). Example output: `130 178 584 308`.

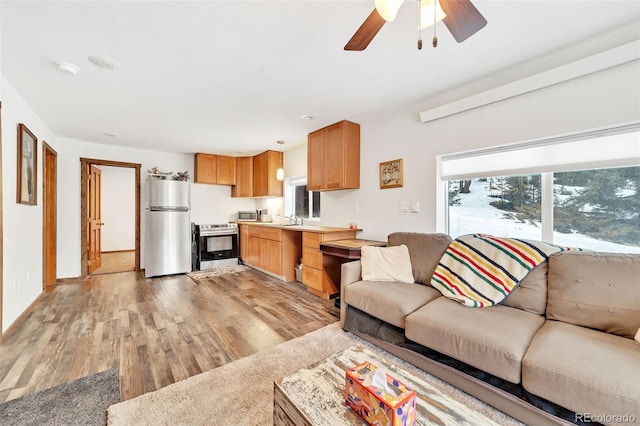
56 61 80 75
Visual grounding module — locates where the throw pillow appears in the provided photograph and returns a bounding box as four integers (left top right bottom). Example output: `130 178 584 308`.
635 328 640 345
361 245 414 284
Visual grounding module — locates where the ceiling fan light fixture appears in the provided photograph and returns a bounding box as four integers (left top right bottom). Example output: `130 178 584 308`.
418 0 446 29
374 0 405 22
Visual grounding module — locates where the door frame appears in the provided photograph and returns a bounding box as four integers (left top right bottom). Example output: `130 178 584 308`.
43 142 57 287
80 158 141 278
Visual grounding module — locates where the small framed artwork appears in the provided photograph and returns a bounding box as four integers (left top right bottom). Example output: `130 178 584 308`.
379 159 403 189
17 123 38 205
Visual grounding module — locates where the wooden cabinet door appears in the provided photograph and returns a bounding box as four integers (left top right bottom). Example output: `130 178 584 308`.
216 155 236 185
239 225 249 262
253 151 268 197
323 121 345 190
248 235 260 267
307 129 325 191
194 153 217 184
265 240 282 275
267 151 283 197
232 156 253 197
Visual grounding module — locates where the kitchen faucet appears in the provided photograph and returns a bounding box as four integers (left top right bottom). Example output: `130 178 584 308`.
286 215 303 225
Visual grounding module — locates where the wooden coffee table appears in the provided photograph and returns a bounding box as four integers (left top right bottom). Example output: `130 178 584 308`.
273 344 502 425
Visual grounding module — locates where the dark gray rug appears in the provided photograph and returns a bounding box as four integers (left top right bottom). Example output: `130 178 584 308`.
0 369 120 426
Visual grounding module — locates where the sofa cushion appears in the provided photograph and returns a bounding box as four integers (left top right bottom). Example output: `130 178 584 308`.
523 321 640 422
344 281 441 328
387 232 451 285
547 251 640 338
361 245 414 284
500 261 548 315
405 297 545 383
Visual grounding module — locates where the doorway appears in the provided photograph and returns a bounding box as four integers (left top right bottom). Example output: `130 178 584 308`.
42 142 57 287
80 158 141 278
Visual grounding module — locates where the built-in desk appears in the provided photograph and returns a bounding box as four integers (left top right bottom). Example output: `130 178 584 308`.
319 239 386 259
319 239 386 307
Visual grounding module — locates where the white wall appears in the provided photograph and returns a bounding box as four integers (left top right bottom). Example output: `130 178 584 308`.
317 60 640 242
1 76 59 332
99 166 136 252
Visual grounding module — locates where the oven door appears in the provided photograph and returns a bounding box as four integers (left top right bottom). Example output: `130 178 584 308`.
199 233 239 267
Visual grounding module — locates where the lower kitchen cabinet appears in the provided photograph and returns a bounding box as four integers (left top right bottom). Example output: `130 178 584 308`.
241 225 300 281
301 230 356 299
239 224 357 298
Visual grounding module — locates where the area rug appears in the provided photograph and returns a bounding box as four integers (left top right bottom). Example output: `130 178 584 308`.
0 368 120 426
107 324 522 426
187 264 251 280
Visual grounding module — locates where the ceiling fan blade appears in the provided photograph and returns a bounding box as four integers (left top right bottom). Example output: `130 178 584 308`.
440 0 487 43
344 9 387 51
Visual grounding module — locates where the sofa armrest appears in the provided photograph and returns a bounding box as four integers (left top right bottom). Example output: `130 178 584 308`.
340 260 362 328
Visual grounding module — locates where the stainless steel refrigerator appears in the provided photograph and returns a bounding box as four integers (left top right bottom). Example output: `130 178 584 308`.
145 179 191 277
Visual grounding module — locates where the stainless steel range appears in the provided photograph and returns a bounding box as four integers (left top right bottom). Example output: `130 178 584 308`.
191 223 239 271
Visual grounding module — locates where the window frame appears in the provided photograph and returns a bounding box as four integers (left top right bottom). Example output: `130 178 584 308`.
284 176 320 222
437 123 640 249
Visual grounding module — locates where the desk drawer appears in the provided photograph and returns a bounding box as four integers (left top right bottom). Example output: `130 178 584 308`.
303 232 323 249
302 247 322 270
303 267 324 291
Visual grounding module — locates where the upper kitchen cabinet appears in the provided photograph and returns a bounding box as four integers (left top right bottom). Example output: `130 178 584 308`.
231 156 254 197
253 150 283 197
194 153 236 185
307 120 360 191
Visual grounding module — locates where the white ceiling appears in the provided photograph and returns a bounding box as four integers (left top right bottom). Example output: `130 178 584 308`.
2 1 639 156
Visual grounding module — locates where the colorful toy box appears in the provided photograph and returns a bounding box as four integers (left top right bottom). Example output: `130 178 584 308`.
345 361 416 426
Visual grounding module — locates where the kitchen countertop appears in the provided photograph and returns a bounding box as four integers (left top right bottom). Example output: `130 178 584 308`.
235 221 361 234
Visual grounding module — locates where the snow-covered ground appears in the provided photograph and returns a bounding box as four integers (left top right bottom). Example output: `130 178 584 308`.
449 180 640 253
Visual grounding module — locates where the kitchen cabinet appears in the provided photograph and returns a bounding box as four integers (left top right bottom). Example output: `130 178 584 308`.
231 156 253 197
301 230 357 299
307 120 360 191
242 225 300 280
239 224 249 262
253 150 283 197
194 153 236 185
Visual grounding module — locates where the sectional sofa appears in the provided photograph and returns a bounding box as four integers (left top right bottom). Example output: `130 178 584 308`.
340 232 640 426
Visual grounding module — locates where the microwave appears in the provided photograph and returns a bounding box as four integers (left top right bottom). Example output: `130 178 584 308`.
238 211 257 221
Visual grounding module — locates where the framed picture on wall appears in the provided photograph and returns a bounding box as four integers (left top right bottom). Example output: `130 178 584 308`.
17 123 38 205
379 159 403 189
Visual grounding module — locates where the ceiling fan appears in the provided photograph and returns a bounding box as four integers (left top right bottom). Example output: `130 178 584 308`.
345 0 487 51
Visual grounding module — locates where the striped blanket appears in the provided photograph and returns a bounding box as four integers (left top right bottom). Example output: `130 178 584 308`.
431 234 579 307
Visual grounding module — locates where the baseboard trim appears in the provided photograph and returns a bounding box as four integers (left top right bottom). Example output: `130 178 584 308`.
101 249 135 254
1 291 45 342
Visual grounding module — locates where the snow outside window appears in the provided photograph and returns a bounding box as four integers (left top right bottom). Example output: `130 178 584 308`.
284 176 320 221
443 124 640 253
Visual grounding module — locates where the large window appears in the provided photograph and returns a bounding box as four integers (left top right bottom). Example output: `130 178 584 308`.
442 124 640 253
285 176 320 220
449 175 542 241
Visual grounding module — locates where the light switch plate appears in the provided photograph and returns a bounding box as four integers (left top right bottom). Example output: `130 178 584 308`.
400 201 409 212
410 201 420 213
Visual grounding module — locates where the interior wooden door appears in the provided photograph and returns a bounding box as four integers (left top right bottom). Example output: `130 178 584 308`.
43 143 57 286
87 165 102 273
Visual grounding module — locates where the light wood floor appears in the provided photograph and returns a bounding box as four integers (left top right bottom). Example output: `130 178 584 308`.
92 250 136 275
0 269 339 403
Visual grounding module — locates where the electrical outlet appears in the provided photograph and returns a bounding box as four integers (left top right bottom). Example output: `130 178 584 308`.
399 202 409 212
410 201 420 213
353 203 359 213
